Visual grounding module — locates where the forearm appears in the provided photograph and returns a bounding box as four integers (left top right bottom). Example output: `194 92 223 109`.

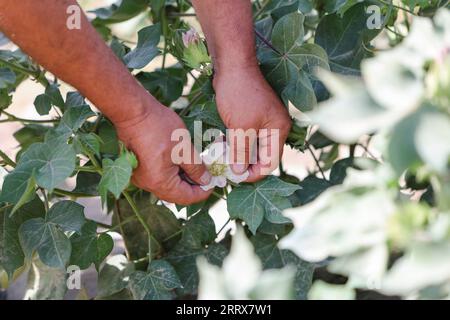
191 0 258 72
0 0 155 124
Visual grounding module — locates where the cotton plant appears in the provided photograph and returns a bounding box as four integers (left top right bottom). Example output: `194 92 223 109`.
200 140 249 191
197 227 295 300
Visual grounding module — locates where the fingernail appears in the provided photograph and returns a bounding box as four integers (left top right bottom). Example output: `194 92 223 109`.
200 171 212 185
231 164 246 174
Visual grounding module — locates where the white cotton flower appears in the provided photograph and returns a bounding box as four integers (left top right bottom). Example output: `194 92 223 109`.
200 141 249 191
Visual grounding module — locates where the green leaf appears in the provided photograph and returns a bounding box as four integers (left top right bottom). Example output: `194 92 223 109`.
56 104 96 138
64 91 85 108
98 154 132 201
93 0 150 24
74 132 102 157
290 175 331 206
19 218 71 269
69 220 98 270
69 220 113 270
185 102 226 133
10 172 36 216
0 139 76 204
73 170 101 196
18 200 85 269
137 68 186 104
96 233 114 270
45 84 65 109
315 3 379 75
33 94 52 116
0 89 12 110
0 197 45 279
259 11 329 111
129 260 182 300
123 24 161 69
114 194 181 260
182 211 216 247
227 176 300 234
166 212 226 296
13 124 48 155
0 68 16 89
97 255 135 298
47 200 86 234
98 119 120 155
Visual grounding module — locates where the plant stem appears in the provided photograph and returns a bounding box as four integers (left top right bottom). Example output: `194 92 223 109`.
76 166 99 173
168 12 196 17
123 191 160 262
0 149 16 168
52 188 94 198
0 57 49 87
179 91 202 116
0 110 58 124
385 26 405 39
307 144 328 181
162 229 183 242
161 7 169 70
253 0 270 19
99 215 138 232
378 0 417 15
216 218 231 236
40 188 49 212
212 191 226 201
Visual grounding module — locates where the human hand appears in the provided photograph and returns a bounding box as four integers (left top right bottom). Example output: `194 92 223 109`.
213 63 292 182
114 98 212 205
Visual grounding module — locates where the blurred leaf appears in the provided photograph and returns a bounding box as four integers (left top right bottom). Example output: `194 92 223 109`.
308 280 356 300
198 227 295 300
24 259 67 300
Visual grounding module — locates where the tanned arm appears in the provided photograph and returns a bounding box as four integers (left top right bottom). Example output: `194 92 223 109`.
192 0 292 181
0 0 212 204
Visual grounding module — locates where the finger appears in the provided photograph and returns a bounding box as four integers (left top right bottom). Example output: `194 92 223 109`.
228 128 258 174
180 163 211 186
179 150 212 186
161 174 213 205
246 126 285 182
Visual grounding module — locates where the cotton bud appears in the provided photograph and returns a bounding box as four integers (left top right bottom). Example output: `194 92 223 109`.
181 27 212 75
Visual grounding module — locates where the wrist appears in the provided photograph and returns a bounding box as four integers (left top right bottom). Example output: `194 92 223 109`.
109 88 162 129
213 53 259 75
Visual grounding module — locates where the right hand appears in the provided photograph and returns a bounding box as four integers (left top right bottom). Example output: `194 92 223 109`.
114 100 212 205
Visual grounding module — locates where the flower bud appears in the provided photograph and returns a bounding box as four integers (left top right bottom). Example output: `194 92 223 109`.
181 27 212 75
